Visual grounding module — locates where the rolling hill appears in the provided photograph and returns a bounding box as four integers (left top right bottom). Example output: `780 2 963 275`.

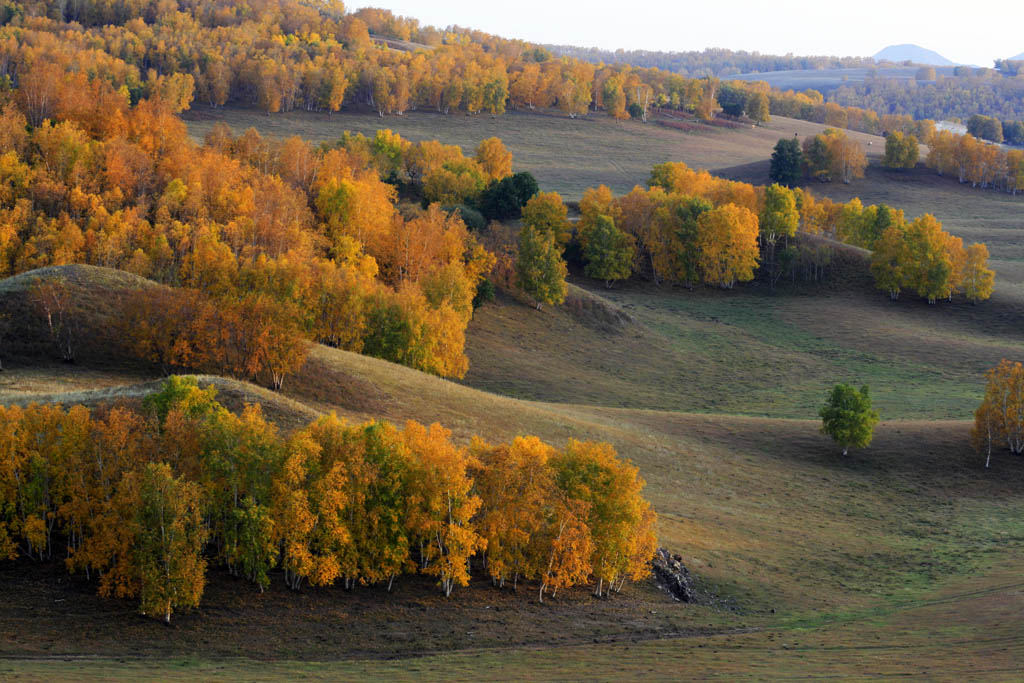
873 44 955 66
2 259 1024 678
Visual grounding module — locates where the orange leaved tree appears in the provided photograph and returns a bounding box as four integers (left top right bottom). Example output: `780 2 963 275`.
403 421 484 596
972 360 1024 468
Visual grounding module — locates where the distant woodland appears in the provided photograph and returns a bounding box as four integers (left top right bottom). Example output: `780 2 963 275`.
544 45 878 78
5 0 1024 140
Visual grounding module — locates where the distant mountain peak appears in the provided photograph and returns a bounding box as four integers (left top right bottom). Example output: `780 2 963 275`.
1009 52 1024 61
873 44 954 66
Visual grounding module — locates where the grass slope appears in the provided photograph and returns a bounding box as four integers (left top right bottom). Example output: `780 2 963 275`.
3 352 1023 677
183 107 886 200
464 270 1024 420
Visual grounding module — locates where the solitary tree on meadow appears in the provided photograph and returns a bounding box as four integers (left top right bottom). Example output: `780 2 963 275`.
819 384 879 456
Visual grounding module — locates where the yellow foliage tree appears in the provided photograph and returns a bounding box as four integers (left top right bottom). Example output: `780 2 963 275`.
475 137 513 182
472 436 557 589
403 421 484 596
972 360 1024 468
963 243 995 304
552 440 658 597
522 191 571 246
695 204 760 288
126 463 207 623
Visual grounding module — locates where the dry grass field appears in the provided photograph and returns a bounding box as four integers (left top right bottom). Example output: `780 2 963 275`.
183 107 886 200
730 65 959 91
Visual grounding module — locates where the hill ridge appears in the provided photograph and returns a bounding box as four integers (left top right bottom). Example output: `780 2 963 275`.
874 44 955 66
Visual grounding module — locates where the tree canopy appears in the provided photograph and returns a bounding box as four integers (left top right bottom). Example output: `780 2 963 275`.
972 360 1024 468
0 377 659 619
516 225 568 309
819 384 880 456
882 132 919 170
769 138 803 187
583 215 635 287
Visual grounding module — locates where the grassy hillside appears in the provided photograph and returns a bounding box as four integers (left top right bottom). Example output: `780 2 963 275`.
2 265 1024 679
182 108 885 200
463 271 1024 420
10 80 1024 679
3 351 1023 678
731 65 960 92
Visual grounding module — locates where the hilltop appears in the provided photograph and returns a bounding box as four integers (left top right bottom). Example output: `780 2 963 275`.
873 44 955 66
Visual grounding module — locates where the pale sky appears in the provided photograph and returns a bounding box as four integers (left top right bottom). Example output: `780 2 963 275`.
357 1 1023 68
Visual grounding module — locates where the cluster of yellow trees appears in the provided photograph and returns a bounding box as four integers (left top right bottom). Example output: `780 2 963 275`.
973 360 1024 469
802 129 868 184
559 162 993 304
870 215 993 304
0 63 513 382
121 285 311 390
796 191 992 303
5 1 716 122
927 131 1024 193
570 163 762 289
0 377 657 622
19 0 1019 160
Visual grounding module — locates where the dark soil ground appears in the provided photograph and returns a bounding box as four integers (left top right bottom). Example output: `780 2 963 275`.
0 558 730 661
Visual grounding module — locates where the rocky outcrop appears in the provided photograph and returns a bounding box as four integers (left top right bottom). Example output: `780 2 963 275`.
651 547 695 602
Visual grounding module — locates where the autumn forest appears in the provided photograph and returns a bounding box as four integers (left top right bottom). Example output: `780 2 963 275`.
2 0 1024 678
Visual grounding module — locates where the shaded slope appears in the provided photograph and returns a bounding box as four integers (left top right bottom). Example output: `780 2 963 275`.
463 266 1024 420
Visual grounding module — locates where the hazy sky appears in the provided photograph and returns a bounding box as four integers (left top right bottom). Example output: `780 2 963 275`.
357 1 1023 67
